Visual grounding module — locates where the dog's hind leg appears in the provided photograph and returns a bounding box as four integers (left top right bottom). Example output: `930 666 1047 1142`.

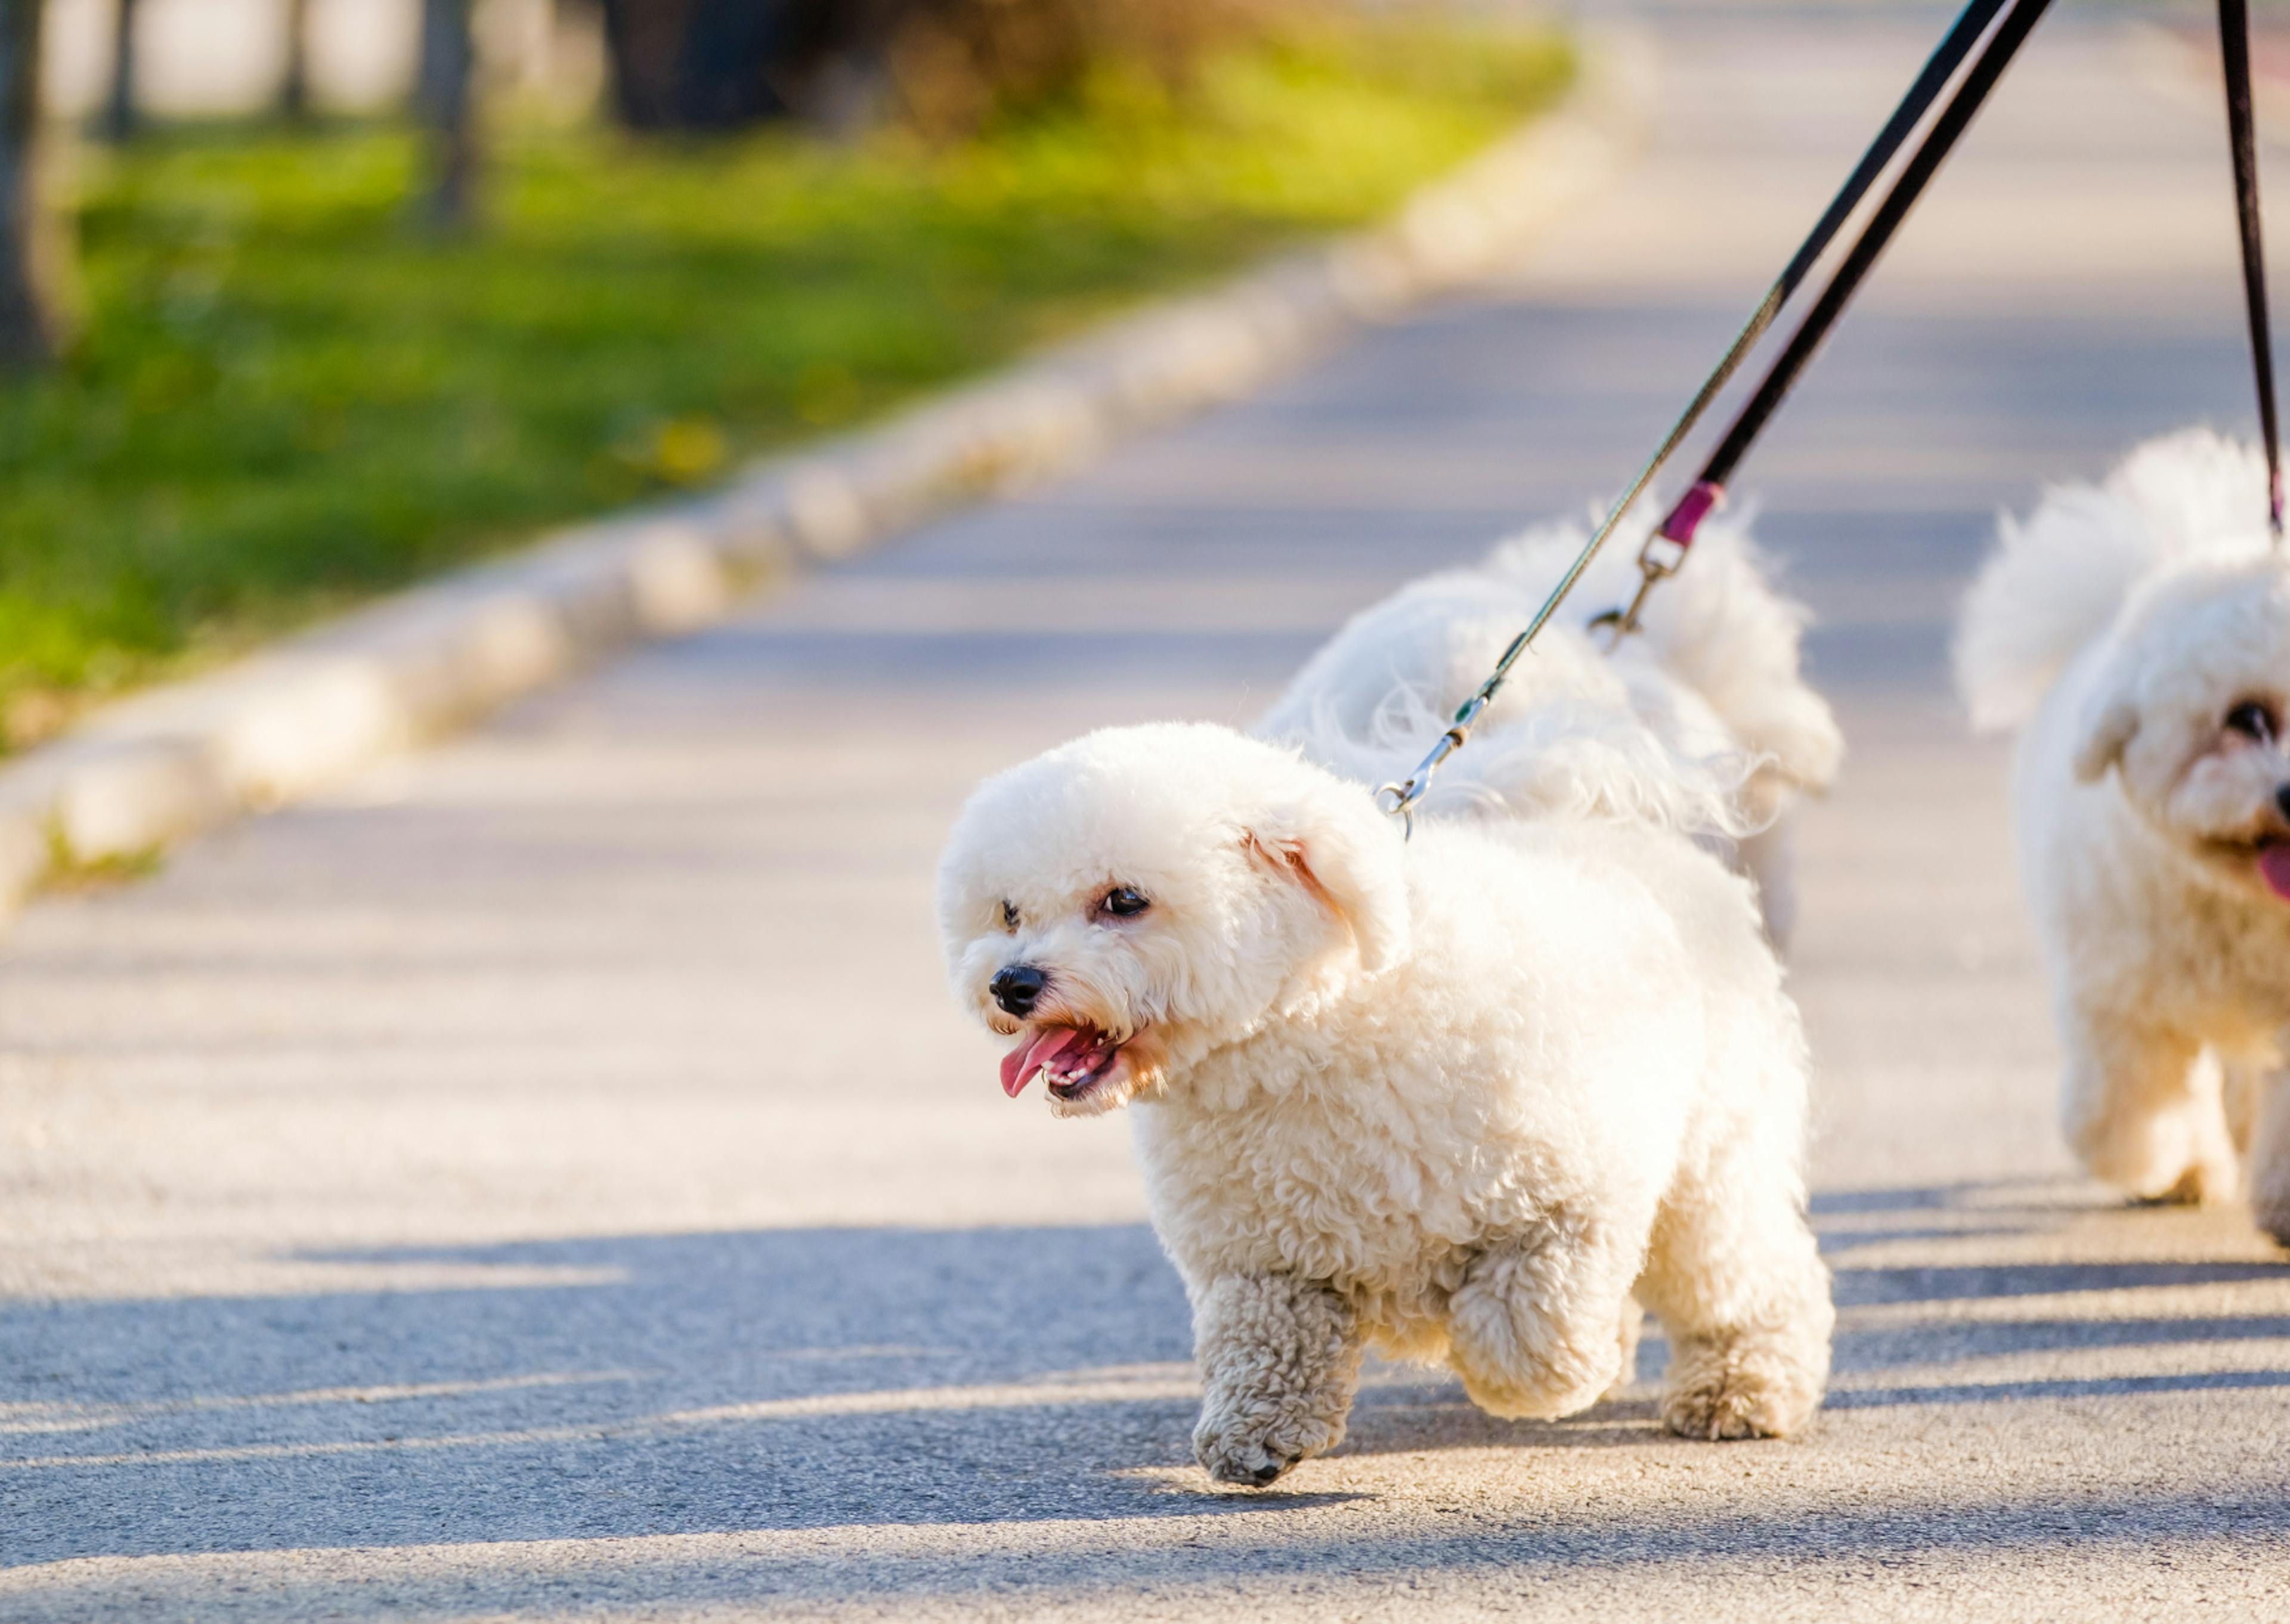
1732 803 1800 953
1443 1209 1644 1421
1607 1295 1645 1400
1636 1116 1833 1441
1190 1273 1361 1487
2062 1011 2238 1204
2245 1064 2290 1246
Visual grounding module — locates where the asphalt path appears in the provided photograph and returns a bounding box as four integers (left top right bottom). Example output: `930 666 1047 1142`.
5 5 2290 1619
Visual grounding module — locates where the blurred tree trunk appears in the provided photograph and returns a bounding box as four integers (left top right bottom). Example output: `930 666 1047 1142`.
673 0 791 126
596 0 678 128
100 0 136 140
0 0 51 368
417 0 478 229
598 0 862 131
278 0 312 122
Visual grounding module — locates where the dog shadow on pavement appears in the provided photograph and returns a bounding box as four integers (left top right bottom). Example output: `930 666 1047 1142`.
2 1222 1296 1571
5 1182 2288 1582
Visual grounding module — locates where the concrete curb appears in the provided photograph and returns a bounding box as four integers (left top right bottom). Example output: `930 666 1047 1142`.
0 29 1653 914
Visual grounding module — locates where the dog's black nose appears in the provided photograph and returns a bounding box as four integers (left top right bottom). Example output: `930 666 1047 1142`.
2277 784 2290 823
991 965 1047 1017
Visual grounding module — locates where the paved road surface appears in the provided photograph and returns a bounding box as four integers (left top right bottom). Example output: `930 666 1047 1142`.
7 5 2290 1618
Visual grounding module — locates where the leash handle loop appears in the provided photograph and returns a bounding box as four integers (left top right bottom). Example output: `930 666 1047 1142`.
2221 0 2284 537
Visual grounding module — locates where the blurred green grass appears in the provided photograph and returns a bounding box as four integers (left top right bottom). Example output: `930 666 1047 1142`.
0 17 1568 737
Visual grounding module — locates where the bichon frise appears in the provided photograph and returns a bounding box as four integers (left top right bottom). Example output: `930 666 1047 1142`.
1257 508 1843 948
937 721 1833 1484
1958 429 2290 1235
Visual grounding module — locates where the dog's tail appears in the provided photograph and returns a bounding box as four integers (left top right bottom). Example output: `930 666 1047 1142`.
1955 428 2270 732
1483 507 1844 795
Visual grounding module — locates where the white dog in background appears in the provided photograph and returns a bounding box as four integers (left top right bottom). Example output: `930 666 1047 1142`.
1257 509 1843 947
937 722 1833 1484
1958 429 2290 1236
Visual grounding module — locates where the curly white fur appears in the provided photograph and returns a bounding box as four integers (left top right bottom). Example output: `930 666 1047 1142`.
1956 429 2290 1237
938 723 1834 1484
1256 503 1843 947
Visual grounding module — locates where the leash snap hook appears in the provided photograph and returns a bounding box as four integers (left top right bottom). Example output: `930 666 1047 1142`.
1599 484 1718 647
1373 780 1417 842
1374 692 1488 841
1597 532 1684 648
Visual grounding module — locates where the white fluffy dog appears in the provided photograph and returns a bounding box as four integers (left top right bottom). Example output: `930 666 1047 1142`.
937 722 1833 1484
1958 429 2290 1236
1256 509 1843 947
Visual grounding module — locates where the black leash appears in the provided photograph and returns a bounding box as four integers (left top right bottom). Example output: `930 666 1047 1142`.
1379 0 2044 825
1376 0 2023 824
1603 0 2057 637
2220 0 2284 535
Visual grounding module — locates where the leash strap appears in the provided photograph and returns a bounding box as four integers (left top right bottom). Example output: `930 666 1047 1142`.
1638 0 2055 579
1376 0 2029 826
2221 0 2285 535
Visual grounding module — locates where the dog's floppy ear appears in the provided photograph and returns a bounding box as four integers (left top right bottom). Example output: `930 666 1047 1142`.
1244 781 1411 974
2072 681 2140 782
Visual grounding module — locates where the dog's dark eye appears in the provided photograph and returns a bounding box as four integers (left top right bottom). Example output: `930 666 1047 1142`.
1101 887 1150 919
1000 900 1020 931
2227 701 2278 743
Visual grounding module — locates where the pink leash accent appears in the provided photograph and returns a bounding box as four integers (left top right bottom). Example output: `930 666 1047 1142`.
1595 479 1727 649
1657 480 1726 550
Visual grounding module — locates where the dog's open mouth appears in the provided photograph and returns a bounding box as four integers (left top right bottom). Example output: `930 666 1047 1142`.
2260 842 2290 900
2200 835 2290 900
999 1024 1125 1101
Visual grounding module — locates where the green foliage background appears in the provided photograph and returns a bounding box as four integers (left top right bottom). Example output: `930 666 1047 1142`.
0 18 1568 736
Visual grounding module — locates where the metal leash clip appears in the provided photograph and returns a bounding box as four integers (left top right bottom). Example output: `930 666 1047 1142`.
1375 692 1491 841
1590 484 1716 646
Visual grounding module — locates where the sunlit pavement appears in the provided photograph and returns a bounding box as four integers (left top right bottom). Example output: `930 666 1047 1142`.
6 5 2290 1619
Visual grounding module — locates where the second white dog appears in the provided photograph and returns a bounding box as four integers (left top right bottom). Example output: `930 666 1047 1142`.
1257 508 1843 947
1958 429 2290 1236
938 722 1834 1484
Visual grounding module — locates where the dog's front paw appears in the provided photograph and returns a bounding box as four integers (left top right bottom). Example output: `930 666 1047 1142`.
1189 1274 1360 1487
1443 1245 1625 1421
1191 1407 1340 1487
1193 1427 1301 1487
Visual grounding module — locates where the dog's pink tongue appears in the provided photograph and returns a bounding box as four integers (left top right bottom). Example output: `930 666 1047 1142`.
2261 846 2290 901
999 1027 1082 1097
